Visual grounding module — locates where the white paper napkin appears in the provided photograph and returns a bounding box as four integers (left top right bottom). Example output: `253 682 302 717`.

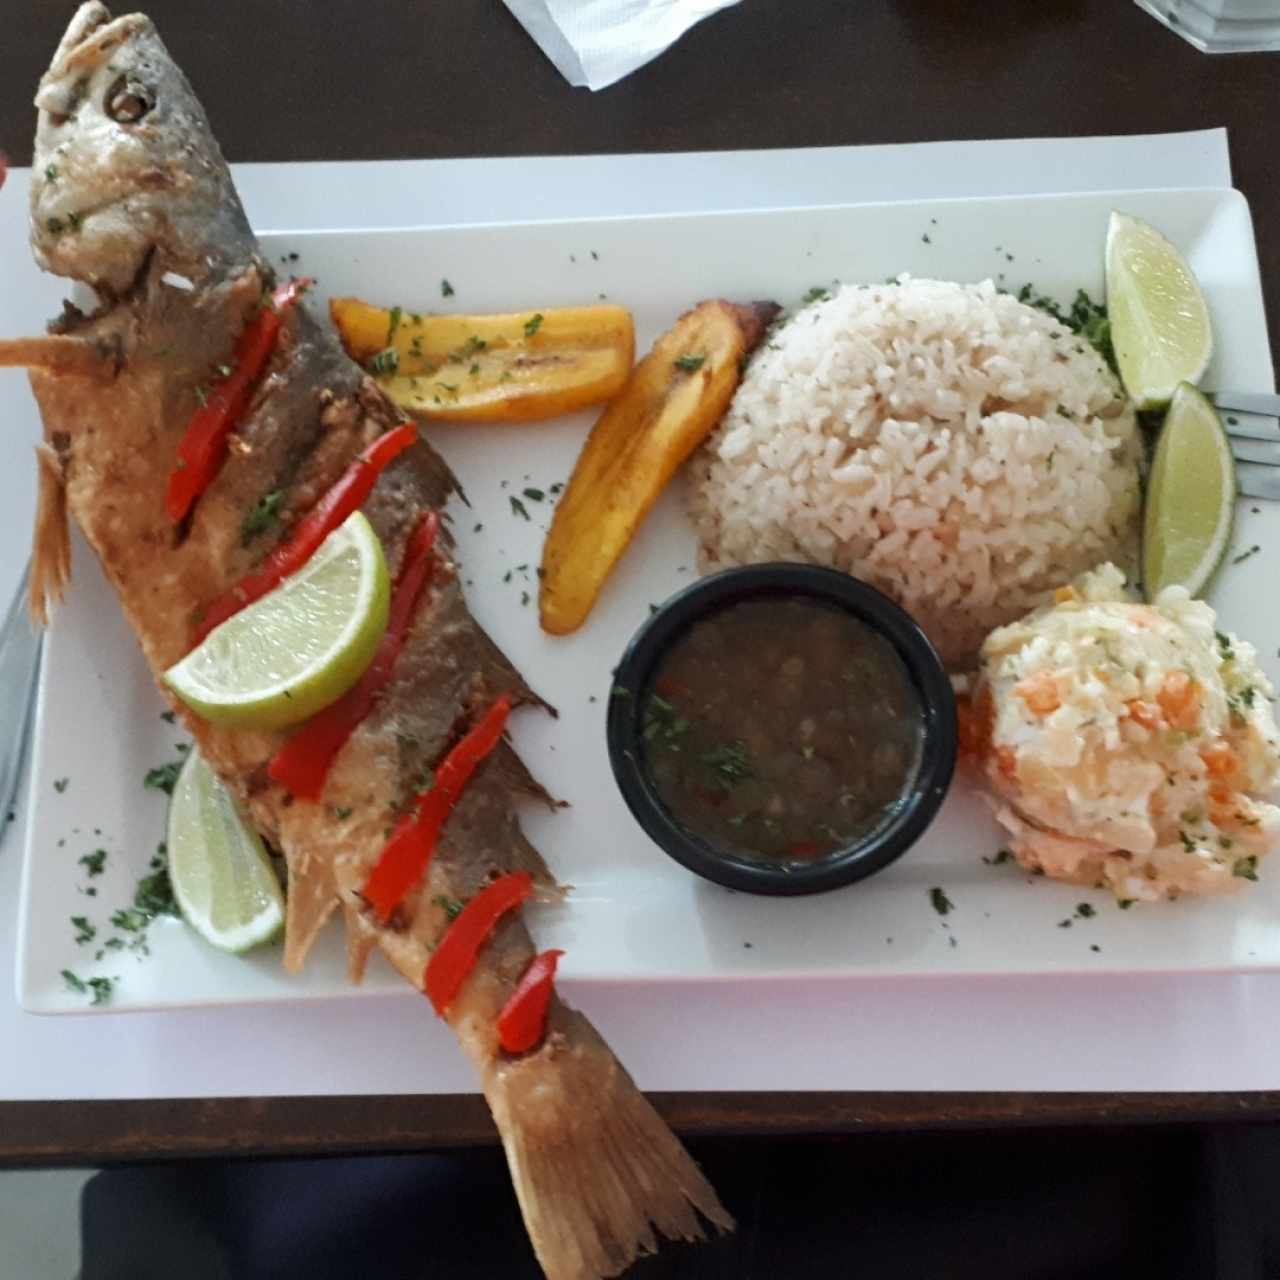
502 0 744 90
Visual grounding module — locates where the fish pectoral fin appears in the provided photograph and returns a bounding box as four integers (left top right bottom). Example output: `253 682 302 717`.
484 1003 733 1280
30 443 71 626
0 336 118 380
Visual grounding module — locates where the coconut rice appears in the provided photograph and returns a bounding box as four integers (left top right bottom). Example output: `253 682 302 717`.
688 278 1143 667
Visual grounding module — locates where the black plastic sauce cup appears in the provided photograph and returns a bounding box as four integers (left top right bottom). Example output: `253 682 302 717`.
606 563 958 896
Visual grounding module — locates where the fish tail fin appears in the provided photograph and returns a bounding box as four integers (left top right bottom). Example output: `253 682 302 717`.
482 1002 732 1280
30 442 70 625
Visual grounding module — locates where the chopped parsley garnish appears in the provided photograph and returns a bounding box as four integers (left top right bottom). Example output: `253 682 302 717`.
1076 902 1096 919
333 806 354 820
929 886 953 916
111 907 148 933
386 305 402 343
1233 856 1259 882
240 490 284 546
522 487 545 502
523 313 544 338
71 915 95 945
369 347 399 376
79 849 107 878
441 279 455 297
46 216 66 235
448 335 487 363
983 849 1012 866
701 741 753 790
44 165 58 182
433 894 464 921
674 354 706 373
160 710 177 724
802 286 830 305
1118 899 1135 910
61 969 86 994
643 695 689 749
53 777 69 794
1231 545 1261 566
133 850 178 919
87 977 114 1005
144 758 185 797
509 496 530 520
1229 685 1258 720
1015 285 1115 372
1179 830 1196 853
1216 631 1235 660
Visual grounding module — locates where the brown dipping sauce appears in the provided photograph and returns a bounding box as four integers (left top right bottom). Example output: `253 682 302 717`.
640 597 924 864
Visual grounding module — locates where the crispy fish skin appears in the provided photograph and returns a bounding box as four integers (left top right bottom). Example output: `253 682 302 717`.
24 6 730 1277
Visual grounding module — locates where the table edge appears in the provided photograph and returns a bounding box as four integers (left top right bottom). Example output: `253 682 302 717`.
4 1091 1280 1166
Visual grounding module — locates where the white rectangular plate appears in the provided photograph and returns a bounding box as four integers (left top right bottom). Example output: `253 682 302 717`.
17 186 1279 1013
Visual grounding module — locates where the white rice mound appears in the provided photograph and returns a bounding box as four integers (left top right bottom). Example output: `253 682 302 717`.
689 278 1143 667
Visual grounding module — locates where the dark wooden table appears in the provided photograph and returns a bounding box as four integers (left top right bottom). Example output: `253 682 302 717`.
4 0 1280 1166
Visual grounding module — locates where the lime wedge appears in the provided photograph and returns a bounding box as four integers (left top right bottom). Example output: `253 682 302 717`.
165 511 389 730
167 747 284 953
1106 211 1213 410
1142 382 1236 601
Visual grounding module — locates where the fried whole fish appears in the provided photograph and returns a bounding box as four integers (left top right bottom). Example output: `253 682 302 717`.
6 6 730 1276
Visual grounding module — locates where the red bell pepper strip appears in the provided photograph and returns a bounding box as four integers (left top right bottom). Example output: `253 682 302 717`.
267 510 440 798
194 423 417 641
165 278 310 524
361 694 513 922
425 871 533 1016
497 949 564 1054
786 840 825 859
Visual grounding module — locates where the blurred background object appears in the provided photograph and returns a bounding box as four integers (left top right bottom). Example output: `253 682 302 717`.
1135 0 1280 51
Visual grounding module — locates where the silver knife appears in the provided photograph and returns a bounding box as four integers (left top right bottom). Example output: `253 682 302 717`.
0 563 41 848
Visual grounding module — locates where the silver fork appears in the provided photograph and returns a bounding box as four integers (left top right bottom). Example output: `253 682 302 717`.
1211 390 1280 501
0 563 41 848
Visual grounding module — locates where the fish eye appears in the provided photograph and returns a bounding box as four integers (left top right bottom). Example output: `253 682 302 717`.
105 74 154 124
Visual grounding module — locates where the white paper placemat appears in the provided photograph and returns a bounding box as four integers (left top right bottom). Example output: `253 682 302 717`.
10 129 1280 1100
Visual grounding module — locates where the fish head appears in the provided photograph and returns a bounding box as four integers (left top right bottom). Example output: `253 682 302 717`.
31 2 252 297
